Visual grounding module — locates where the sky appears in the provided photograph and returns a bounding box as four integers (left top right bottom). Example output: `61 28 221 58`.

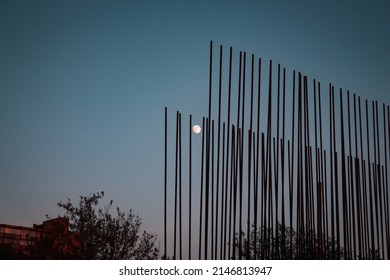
0 0 389 252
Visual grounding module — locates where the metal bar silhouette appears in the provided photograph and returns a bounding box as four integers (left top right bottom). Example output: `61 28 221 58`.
188 114 192 260
163 41 390 260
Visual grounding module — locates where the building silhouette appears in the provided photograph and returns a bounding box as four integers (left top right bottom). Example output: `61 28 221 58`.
0 217 79 259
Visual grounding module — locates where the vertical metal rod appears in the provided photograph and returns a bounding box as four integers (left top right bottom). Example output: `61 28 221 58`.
281 67 286 259
246 54 255 260
164 107 168 259
215 44 223 260
387 105 390 259
272 137 277 258
339 89 348 260
375 101 385 259
332 86 341 258
296 72 302 258
252 131 257 258
359 96 367 259
228 125 236 259
383 104 390 260
179 113 183 260
234 51 242 258
372 101 380 257
222 47 233 260
303 77 309 250
353 94 363 259
381 165 388 259
274 64 281 259
329 84 335 259
204 118 210 260
204 40 213 260
198 117 205 259
323 150 328 258
189 115 192 260
362 159 369 258
211 120 215 259
290 71 296 259
313 78 320 258
371 162 379 258
287 140 292 257
220 122 226 260
261 132 266 259
232 127 240 259
365 100 375 257
318 82 327 254
264 60 273 259
247 129 252 259
238 52 247 260
254 58 262 260
347 91 357 259
174 111 179 260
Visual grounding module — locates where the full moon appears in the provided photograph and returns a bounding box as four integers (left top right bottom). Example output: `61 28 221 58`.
192 125 201 134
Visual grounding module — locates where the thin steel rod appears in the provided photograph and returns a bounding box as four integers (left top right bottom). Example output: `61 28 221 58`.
290 70 296 259
313 78 320 258
211 120 215 259
329 84 335 259
353 94 363 259
228 125 236 259
164 107 167 259
375 101 385 259
264 60 273 259
372 101 380 257
204 40 213 260
274 64 281 259
232 127 240 259
281 67 286 259
360 97 367 258
254 57 262 260
238 52 247 260
214 44 223 260
384 104 390 260
220 122 226 260
347 91 357 259
261 131 266 259
204 118 210 260
339 89 348 260
222 47 233 260
365 99 375 257
387 105 390 259
298 73 304 258
189 114 192 260
179 113 182 260
246 54 255 260
198 117 205 259
174 111 179 260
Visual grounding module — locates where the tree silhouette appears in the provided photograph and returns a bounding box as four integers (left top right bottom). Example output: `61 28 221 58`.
0 244 29 260
39 191 159 259
235 223 381 260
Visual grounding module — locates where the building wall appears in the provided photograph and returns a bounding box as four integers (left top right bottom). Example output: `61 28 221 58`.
0 218 78 258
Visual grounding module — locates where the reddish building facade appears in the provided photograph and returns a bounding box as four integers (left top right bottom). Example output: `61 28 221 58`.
0 218 79 259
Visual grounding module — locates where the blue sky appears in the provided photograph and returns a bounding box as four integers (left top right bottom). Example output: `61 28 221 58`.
0 0 389 249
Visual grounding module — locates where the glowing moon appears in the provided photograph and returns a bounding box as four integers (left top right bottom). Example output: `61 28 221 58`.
192 125 201 134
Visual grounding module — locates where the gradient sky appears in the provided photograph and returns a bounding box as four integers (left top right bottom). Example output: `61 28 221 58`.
0 0 389 246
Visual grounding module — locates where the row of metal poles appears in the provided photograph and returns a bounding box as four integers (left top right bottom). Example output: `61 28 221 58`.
163 42 390 259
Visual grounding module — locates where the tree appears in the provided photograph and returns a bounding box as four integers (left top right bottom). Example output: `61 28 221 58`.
235 223 382 260
0 244 29 260
53 191 159 259
235 223 344 260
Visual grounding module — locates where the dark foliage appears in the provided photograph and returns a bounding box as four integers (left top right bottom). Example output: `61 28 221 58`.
34 191 159 259
235 223 381 260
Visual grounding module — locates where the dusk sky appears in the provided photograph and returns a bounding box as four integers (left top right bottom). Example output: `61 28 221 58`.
1 0 389 249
